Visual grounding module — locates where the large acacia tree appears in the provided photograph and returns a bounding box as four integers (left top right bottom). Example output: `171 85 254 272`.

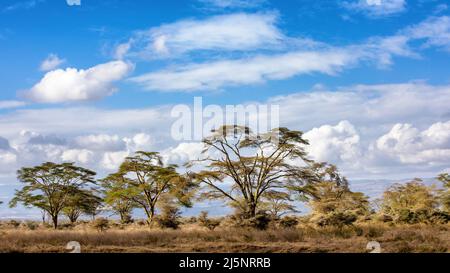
10 162 96 228
189 125 321 218
103 151 195 225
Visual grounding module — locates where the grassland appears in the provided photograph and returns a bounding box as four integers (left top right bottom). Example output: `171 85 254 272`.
0 221 449 253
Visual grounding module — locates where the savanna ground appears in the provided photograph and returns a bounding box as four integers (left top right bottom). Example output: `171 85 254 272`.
1 220 449 253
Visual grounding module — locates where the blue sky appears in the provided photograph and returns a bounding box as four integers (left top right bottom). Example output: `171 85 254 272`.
1 0 450 218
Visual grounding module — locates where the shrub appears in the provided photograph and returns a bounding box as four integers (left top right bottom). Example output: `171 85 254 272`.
278 216 299 229
198 211 221 230
156 204 181 229
316 212 357 227
225 211 272 230
23 221 38 230
8 220 21 228
92 218 110 232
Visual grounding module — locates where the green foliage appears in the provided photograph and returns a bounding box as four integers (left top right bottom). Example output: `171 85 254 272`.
100 173 136 224
103 151 196 225
62 188 102 223
308 179 370 227
228 210 272 230
438 173 450 213
198 211 221 230
381 179 441 224
155 202 181 229
278 216 299 229
190 125 318 219
9 162 96 229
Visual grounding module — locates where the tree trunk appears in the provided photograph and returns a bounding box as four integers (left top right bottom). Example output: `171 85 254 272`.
248 203 257 218
52 215 58 229
146 206 156 226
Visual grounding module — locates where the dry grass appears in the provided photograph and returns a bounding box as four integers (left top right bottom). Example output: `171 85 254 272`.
0 221 448 253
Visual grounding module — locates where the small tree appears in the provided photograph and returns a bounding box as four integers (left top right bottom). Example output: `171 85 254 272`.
198 211 221 230
156 201 182 229
381 179 439 224
104 151 195 225
63 188 102 223
101 173 136 224
10 162 96 229
438 173 450 213
308 172 370 227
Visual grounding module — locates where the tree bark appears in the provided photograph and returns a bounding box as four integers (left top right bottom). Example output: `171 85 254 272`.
51 215 58 229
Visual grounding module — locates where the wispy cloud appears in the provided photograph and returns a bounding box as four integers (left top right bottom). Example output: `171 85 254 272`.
2 0 45 12
197 0 266 9
39 54 65 72
118 12 283 59
0 101 26 110
342 0 407 17
130 15 450 92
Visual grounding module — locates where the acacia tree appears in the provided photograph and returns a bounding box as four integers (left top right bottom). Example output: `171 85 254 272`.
438 173 450 213
103 151 195 225
381 179 439 224
189 125 321 219
101 173 137 224
9 162 96 229
62 188 103 223
307 171 370 227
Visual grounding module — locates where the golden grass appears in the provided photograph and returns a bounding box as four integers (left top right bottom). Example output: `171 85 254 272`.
0 222 448 253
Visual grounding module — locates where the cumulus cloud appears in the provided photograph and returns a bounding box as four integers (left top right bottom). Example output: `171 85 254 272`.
101 151 129 170
304 121 362 165
123 13 283 59
75 134 125 151
61 149 93 164
1 82 449 179
343 0 406 17
39 54 65 72
25 61 134 103
376 121 450 164
161 142 205 165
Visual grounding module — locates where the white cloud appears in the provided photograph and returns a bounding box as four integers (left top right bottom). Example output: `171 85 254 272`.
61 149 93 164
343 0 406 17
114 40 132 60
198 0 265 9
0 82 449 179
25 61 134 103
75 134 125 151
2 0 44 12
130 15 450 92
162 142 205 165
39 54 65 72
127 13 282 58
0 100 26 110
304 121 362 165
101 151 129 170
403 16 450 51
130 49 359 91
66 0 81 6
376 121 450 164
